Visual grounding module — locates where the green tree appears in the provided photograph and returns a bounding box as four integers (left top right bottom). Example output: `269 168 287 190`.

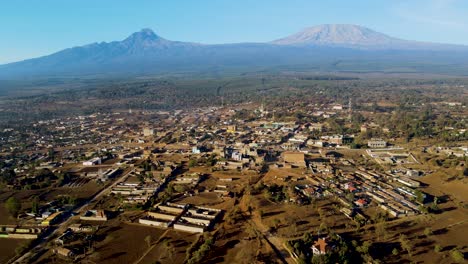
450 249 464 263
31 196 39 214
357 241 371 255
423 227 432 237
399 234 413 257
6 197 21 217
0 169 16 184
304 232 314 245
188 159 197 167
414 190 425 203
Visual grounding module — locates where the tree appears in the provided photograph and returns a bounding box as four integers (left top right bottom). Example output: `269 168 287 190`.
293 241 301 253
304 232 314 245
31 196 39 214
247 205 253 216
6 197 21 217
0 169 16 184
161 239 175 261
414 189 425 203
434 245 442 253
188 159 197 167
144 235 152 248
318 222 328 235
357 241 371 255
392 248 399 256
450 249 464 263
48 148 55 161
399 234 413 257
423 227 432 237
260 162 269 174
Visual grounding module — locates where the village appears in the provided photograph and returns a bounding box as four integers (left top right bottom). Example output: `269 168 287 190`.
0 97 466 264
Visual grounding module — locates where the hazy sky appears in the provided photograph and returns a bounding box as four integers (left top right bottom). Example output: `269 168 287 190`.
1 0 468 64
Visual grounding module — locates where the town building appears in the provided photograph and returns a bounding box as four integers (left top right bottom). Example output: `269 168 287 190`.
368 138 387 148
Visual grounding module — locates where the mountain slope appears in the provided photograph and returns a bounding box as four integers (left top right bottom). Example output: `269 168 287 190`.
271 24 467 50
272 24 403 47
1 26 468 79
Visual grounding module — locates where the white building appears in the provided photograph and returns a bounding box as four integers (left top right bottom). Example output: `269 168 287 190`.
82 157 101 166
143 127 154 137
367 139 386 148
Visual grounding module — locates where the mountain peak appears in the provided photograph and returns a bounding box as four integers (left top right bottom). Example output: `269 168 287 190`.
137 28 158 38
123 28 167 46
272 24 402 48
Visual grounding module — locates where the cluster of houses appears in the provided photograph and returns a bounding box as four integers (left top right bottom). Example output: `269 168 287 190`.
111 174 165 204
304 158 425 219
173 173 202 186
433 146 468 158
51 210 109 260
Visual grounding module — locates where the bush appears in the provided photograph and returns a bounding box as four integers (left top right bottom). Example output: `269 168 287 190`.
450 249 464 263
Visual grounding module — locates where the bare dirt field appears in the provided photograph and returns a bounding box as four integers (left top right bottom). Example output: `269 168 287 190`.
203 221 279 264
0 238 25 263
89 222 167 264
174 192 226 207
39 181 102 201
139 230 199 264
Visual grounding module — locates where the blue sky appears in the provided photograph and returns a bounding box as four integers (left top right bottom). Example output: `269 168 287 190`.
1 0 468 64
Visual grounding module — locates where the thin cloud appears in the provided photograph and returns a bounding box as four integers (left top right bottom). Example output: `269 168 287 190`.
393 0 468 29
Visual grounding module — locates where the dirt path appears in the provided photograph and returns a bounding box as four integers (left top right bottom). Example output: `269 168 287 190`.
249 210 296 264
133 229 171 264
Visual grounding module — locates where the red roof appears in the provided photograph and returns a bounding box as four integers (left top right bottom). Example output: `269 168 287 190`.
313 238 329 253
356 199 367 205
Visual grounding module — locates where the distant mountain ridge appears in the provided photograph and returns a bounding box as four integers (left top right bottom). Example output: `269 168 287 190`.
272 24 406 48
272 24 466 50
1 24 468 78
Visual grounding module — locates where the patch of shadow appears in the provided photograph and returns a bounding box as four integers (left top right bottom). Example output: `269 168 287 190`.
101 251 126 261
439 206 457 213
433 228 448 235
442 245 458 251
202 256 224 264
437 195 451 204
203 240 240 263
221 230 242 240
172 239 190 247
262 210 285 217
106 226 122 233
369 241 400 259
